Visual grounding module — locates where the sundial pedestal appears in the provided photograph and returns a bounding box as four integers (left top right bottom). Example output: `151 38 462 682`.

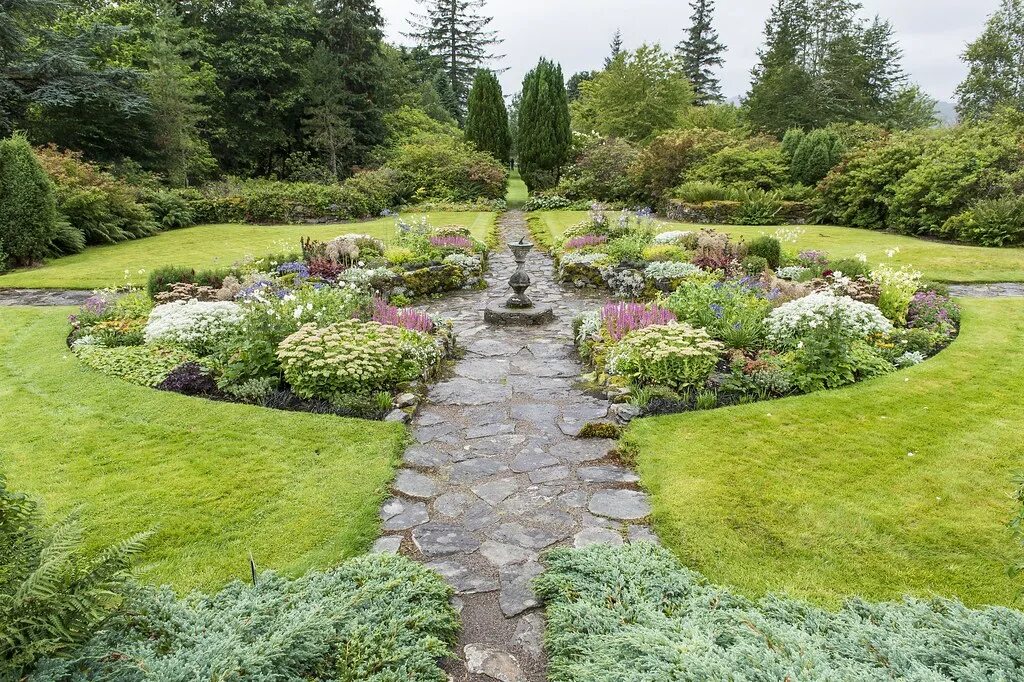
484 241 555 326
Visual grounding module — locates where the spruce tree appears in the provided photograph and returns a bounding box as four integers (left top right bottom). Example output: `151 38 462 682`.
677 0 726 106
0 133 60 267
406 0 504 120
465 70 510 162
605 29 624 68
517 58 570 191
956 0 1024 120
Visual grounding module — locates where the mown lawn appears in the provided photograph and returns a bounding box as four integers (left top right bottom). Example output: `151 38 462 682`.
531 211 1024 283
505 171 528 209
624 297 1024 609
0 211 496 290
0 306 406 592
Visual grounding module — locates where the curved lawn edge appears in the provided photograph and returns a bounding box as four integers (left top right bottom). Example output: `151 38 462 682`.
0 306 406 593
623 297 1024 609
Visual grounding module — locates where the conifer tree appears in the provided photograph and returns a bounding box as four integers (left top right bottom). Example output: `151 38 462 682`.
465 70 510 162
677 0 726 106
605 29 623 68
406 0 503 120
0 133 60 267
956 0 1024 120
517 58 570 190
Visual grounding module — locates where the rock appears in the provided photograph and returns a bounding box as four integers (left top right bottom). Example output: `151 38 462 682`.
511 613 545 661
451 457 509 483
610 403 642 424
427 559 499 594
479 540 535 567
573 527 624 548
627 524 661 544
466 423 516 439
578 465 640 484
549 439 615 463
589 490 652 521
393 470 438 499
370 536 402 554
385 409 411 423
510 450 560 473
471 479 520 506
395 392 418 408
489 522 568 550
403 445 448 469
499 561 544 617
382 501 429 531
430 378 513 406
433 492 476 519
412 523 482 557
529 465 570 484
464 645 525 682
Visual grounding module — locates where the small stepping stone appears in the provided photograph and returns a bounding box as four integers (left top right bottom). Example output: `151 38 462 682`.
382 501 429 531
550 439 615 463
430 378 512 405
451 457 509 483
589 490 652 521
393 470 438 499
499 561 544 617
489 522 567 550
433 491 475 519
510 450 559 472
370 536 402 554
479 540 536 567
511 612 545 661
466 423 516 439
471 478 519 506
628 525 661 544
403 445 447 469
427 559 499 594
510 403 560 425
574 527 624 548
464 644 525 682
412 523 482 557
578 465 640 484
529 465 570 484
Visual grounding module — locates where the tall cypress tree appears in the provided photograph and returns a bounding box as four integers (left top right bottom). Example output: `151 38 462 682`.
406 0 503 121
465 69 510 162
956 0 1024 121
517 58 570 191
677 0 726 106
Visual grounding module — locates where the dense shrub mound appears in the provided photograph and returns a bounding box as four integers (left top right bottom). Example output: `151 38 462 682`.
537 544 1024 682
30 554 458 682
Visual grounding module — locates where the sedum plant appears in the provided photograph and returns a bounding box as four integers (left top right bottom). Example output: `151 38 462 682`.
608 323 723 390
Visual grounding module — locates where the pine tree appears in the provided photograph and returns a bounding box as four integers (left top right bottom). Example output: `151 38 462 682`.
517 58 570 190
956 0 1024 121
677 0 726 106
605 29 623 68
406 0 504 121
146 0 212 188
315 0 388 171
301 44 356 179
566 70 596 102
465 70 510 162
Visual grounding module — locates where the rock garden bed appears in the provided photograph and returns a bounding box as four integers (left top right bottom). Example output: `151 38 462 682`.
66 219 489 421
553 208 961 417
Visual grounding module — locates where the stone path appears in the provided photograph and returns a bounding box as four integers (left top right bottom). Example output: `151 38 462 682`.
0 288 93 306
374 211 657 682
948 283 1024 298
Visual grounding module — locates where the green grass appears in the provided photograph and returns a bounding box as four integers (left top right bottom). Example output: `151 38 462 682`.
533 211 1024 283
624 297 1024 609
505 171 528 209
0 306 406 593
0 211 496 290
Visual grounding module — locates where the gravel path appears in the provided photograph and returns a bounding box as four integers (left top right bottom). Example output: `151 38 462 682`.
0 288 93 306
375 211 657 682
948 283 1024 298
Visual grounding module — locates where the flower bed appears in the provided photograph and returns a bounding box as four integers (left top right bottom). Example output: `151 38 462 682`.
568 210 961 416
66 219 482 421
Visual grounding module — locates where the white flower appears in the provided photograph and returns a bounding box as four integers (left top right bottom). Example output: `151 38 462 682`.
652 231 693 245
144 300 244 354
856 253 868 263
644 261 703 281
776 265 810 281
765 292 892 348
885 247 901 259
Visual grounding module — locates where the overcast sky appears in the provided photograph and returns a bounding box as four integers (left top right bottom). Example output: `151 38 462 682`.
377 0 998 102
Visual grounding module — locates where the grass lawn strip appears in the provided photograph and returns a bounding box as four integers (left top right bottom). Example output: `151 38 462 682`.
534 210 1024 283
0 306 405 593
0 211 496 290
624 297 1024 608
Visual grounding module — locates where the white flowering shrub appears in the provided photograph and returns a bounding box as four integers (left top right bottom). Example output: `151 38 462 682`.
574 311 602 347
277 320 441 398
644 261 703 281
144 300 244 355
775 265 810 281
652 230 694 245
560 252 613 267
766 293 892 348
608 323 724 389
337 267 394 292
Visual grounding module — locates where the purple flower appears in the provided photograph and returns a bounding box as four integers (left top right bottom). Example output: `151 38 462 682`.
601 302 676 342
798 250 829 266
372 295 435 333
82 295 110 316
565 235 608 250
277 262 310 278
710 303 724 319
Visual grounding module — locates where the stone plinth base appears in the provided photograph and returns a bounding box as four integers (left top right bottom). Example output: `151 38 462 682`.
484 303 555 326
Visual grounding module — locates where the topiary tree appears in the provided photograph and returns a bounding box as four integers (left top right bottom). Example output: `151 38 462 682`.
517 57 571 191
790 128 845 186
0 133 61 267
747 235 783 269
780 128 805 163
464 69 511 163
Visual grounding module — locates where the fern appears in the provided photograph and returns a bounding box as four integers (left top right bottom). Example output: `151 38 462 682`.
0 476 150 677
